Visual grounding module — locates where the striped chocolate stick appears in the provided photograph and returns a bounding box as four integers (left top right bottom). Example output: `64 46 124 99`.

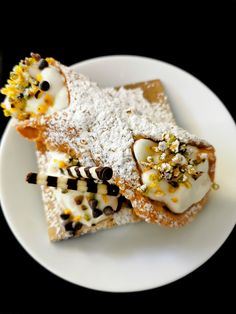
26 172 119 196
61 166 113 181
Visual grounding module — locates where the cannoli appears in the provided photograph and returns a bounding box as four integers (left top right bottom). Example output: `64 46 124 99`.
1 53 216 234
36 150 137 241
1 53 176 240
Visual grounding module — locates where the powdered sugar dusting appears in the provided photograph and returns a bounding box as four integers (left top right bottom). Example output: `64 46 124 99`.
38 64 209 192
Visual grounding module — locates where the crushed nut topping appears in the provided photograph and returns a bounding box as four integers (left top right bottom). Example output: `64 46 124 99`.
138 133 209 194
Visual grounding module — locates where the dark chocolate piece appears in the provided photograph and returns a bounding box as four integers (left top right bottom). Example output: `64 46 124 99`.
38 59 48 70
39 80 50 91
103 206 114 216
72 221 83 231
60 213 70 220
92 208 103 218
64 221 74 232
88 199 98 210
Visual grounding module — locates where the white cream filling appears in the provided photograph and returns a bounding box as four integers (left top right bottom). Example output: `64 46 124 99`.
20 62 68 115
133 139 211 214
47 152 118 227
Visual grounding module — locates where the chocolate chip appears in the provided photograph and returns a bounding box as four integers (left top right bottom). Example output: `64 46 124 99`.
116 196 125 212
38 59 48 70
126 199 132 208
74 195 83 205
34 90 41 99
81 204 87 211
39 80 50 91
88 199 98 210
72 221 83 231
17 93 24 99
64 221 74 231
103 206 114 216
92 223 96 227
92 208 103 218
169 181 179 188
60 213 70 220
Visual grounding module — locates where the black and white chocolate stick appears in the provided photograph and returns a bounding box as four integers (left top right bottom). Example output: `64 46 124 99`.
26 172 119 196
61 166 113 181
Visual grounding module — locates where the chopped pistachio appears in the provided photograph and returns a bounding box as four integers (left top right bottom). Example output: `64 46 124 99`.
147 156 154 163
137 184 147 193
158 141 167 152
160 153 166 160
212 182 220 190
84 213 91 221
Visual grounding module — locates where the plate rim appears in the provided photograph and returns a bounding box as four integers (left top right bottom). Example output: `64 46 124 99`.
0 55 236 292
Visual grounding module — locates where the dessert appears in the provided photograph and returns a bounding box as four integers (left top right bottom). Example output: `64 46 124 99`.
1 53 217 240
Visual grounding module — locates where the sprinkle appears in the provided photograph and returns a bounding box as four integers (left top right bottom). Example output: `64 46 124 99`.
39 80 50 91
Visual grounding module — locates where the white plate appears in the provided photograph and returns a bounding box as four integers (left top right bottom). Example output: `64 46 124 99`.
0 56 236 292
